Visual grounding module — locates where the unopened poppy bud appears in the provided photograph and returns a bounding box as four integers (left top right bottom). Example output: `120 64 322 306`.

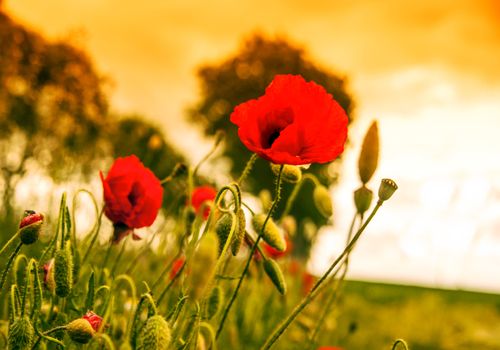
231 208 246 256
378 178 398 201
8 316 35 350
43 258 56 294
252 214 286 252
18 210 43 245
215 213 235 254
259 190 272 212
263 259 287 295
354 186 373 214
54 243 73 298
281 216 297 237
313 185 333 218
67 318 95 344
270 164 302 184
137 315 171 350
358 121 379 184
205 285 224 319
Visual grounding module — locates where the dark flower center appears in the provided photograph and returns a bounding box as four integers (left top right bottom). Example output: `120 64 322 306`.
266 130 281 148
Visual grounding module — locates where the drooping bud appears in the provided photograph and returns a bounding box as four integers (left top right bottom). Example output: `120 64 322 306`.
189 231 219 300
231 208 246 256
54 243 73 298
67 318 95 344
313 186 333 218
205 286 223 320
18 210 44 245
270 164 302 184
136 315 171 350
358 121 379 184
281 216 297 237
263 259 287 295
214 213 235 254
378 178 398 201
258 189 272 212
43 258 56 294
82 311 103 332
252 214 286 252
354 186 373 215
8 316 35 350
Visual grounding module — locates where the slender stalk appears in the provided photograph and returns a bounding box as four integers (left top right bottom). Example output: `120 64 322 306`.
392 339 410 350
109 237 128 277
237 154 258 185
0 231 19 257
156 260 186 306
81 208 104 266
0 242 22 292
216 165 284 339
260 201 383 350
193 131 224 178
280 174 321 220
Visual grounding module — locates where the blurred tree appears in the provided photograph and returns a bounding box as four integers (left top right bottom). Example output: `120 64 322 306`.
0 12 184 231
189 33 355 258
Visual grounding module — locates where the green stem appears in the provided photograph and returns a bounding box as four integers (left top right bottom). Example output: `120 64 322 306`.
0 231 19 257
156 260 186 306
109 236 128 277
216 165 284 339
260 201 383 350
193 131 224 178
237 154 258 185
81 208 104 266
0 242 22 292
280 174 321 220
392 339 410 350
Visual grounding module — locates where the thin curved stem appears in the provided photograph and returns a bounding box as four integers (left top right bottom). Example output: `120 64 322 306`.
280 173 321 221
237 154 258 185
81 208 104 266
0 231 19 257
0 242 22 292
392 339 410 350
216 165 284 339
260 201 383 350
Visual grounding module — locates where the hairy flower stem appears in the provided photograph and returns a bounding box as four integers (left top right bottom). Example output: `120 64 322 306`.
237 153 258 185
0 242 22 292
31 326 68 349
81 208 104 266
109 236 128 277
280 173 321 221
216 165 284 340
0 231 19 257
392 339 410 350
261 201 383 350
307 213 358 350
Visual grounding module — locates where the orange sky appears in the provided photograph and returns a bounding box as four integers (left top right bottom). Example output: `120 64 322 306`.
4 0 500 291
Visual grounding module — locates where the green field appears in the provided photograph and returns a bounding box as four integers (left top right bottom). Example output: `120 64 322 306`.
321 280 500 350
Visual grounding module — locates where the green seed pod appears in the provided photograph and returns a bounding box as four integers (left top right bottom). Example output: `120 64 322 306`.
358 120 379 184
354 186 373 215
205 286 223 320
252 214 286 252
8 316 35 350
67 318 95 344
214 214 235 254
378 178 398 201
189 231 219 300
137 315 171 350
281 215 297 237
263 259 287 295
313 185 333 218
18 221 43 245
119 341 133 350
270 164 302 184
231 208 246 256
54 243 73 298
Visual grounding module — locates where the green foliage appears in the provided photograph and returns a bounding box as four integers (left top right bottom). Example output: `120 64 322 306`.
189 33 355 259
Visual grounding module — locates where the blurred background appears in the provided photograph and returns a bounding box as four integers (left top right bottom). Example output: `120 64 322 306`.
1 0 500 348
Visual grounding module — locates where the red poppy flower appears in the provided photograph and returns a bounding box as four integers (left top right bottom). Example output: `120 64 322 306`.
230 74 348 165
100 155 163 243
191 186 217 219
82 311 103 332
